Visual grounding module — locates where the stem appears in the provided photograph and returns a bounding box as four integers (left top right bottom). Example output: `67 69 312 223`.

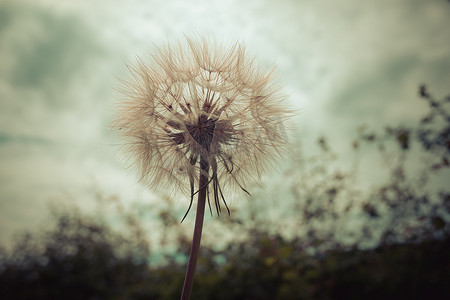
180 158 209 300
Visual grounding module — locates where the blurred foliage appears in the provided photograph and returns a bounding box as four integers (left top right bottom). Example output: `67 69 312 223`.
283 85 450 250
354 85 450 245
1 85 449 299
0 204 152 300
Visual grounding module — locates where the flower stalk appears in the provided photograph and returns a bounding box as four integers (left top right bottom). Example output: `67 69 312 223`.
180 157 209 300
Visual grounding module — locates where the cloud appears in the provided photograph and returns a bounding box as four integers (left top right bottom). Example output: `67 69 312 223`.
0 1 116 247
0 2 108 142
1 4 102 94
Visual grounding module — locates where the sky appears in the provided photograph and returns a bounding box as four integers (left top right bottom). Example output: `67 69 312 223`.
1 0 449 247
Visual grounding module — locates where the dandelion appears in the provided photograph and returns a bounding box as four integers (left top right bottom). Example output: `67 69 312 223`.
113 36 291 299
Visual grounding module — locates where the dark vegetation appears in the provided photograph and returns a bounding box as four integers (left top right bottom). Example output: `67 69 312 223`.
1 86 449 299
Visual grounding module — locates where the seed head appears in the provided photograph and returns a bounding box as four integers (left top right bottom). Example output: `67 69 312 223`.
113 37 291 219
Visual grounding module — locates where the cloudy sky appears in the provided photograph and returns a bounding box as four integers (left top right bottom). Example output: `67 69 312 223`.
1 0 449 246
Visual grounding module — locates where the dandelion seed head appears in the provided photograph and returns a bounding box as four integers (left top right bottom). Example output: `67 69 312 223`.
113 37 292 215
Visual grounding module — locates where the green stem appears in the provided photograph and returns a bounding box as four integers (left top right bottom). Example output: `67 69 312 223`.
180 158 209 300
